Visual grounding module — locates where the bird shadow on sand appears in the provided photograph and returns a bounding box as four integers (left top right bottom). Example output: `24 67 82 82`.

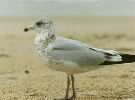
88 74 135 79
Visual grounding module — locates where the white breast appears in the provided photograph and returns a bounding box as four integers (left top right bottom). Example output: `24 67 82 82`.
35 34 48 59
35 33 56 66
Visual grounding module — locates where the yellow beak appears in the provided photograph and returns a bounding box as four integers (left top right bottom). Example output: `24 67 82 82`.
24 26 34 32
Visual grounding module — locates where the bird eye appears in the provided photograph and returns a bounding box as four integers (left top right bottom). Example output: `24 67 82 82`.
36 22 42 26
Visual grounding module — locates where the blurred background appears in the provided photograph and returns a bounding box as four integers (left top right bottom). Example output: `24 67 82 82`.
0 0 135 17
1 0 135 99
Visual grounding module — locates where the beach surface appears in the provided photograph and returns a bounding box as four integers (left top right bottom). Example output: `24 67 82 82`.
0 17 135 100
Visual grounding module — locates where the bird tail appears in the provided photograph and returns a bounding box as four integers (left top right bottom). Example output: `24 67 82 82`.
100 54 135 65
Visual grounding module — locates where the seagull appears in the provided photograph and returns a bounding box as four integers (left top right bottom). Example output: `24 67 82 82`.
24 17 135 100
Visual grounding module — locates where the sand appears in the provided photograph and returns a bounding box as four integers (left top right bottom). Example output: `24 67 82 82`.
0 17 135 100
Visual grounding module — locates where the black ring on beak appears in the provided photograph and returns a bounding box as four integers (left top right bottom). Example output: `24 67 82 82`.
24 28 29 32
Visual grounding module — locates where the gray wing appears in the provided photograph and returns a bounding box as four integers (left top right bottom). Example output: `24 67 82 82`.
48 37 121 67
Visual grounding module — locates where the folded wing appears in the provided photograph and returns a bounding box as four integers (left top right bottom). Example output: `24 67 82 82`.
48 37 122 67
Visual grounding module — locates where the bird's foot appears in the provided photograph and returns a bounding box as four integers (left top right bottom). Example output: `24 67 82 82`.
68 95 76 100
54 96 76 100
54 97 68 100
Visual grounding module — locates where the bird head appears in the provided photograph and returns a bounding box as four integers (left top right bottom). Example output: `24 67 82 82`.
24 17 54 33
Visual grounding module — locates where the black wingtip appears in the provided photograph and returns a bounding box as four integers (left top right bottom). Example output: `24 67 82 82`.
100 53 135 65
120 53 135 63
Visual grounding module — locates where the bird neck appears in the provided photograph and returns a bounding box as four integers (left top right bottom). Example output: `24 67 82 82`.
38 27 56 41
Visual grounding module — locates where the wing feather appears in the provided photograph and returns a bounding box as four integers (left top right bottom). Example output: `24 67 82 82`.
48 37 122 67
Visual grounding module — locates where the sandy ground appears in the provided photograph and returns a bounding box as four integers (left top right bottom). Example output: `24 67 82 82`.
0 17 135 100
